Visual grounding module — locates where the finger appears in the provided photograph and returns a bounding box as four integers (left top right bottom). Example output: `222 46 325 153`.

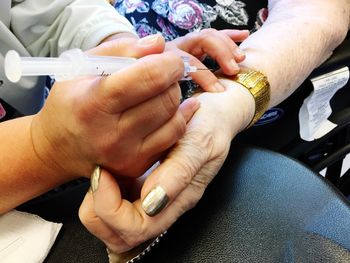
119 83 181 139
187 54 225 92
221 29 249 62
79 190 131 253
90 167 198 253
91 168 173 243
221 29 250 42
91 168 146 245
140 129 210 217
195 31 241 75
175 29 242 75
141 98 200 157
97 52 185 113
178 97 201 123
219 31 246 63
87 34 166 58
117 98 200 178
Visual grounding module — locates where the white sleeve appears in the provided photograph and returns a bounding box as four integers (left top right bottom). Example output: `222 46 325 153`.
10 0 137 57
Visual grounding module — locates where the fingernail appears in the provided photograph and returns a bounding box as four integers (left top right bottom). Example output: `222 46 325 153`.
234 48 245 57
91 165 101 193
137 34 160 46
142 186 169 217
230 59 240 71
213 82 225 92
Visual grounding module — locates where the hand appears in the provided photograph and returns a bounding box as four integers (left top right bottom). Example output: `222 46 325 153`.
166 29 249 92
79 79 255 253
30 35 199 179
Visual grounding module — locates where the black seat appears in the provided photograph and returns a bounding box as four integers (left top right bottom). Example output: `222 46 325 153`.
21 145 350 262
138 145 350 262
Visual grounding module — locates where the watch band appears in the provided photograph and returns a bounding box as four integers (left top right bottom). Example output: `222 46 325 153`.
227 68 271 128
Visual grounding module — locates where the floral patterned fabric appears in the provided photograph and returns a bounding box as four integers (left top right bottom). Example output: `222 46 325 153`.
114 0 268 97
115 0 268 40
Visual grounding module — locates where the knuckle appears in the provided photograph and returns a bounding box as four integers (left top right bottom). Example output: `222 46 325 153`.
78 208 91 227
105 77 128 103
183 190 203 211
187 128 215 155
160 84 181 118
124 237 143 248
141 54 182 88
171 158 196 185
141 60 164 88
94 140 112 160
183 31 198 42
171 112 186 139
201 28 217 36
121 228 149 248
94 77 129 114
70 94 97 124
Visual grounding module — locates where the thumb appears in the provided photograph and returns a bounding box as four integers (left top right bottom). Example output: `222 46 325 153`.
90 166 146 233
90 166 123 216
87 34 166 58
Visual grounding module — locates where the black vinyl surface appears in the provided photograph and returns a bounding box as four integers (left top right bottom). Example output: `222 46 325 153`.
21 145 350 262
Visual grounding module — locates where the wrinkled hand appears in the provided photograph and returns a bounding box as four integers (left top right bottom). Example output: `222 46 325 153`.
30 35 199 179
79 80 254 254
166 28 249 91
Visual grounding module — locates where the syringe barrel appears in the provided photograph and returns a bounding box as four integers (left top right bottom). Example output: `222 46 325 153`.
4 50 72 82
20 57 72 77
59 49 136 78
5 49 195 83
80 56 137 76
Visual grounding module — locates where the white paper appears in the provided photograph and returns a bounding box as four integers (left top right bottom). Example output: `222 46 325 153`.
299 67 350 141
0 210 62 263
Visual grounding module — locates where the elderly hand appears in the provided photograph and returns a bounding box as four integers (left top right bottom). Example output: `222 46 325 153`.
30 35 199 179
166 29 249 92
79 79 255 255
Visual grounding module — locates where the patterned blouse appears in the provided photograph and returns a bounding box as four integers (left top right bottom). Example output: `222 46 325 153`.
114 0 268 97
114 0 268 40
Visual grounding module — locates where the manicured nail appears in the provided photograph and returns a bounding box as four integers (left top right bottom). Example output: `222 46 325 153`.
213 82 225 92
137 34 160 46
142 186 169 217
90 165 101 193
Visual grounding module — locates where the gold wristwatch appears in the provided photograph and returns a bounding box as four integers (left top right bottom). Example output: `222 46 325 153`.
221 68 271 129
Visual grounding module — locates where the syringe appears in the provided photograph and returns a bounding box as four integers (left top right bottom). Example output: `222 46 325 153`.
4 49 197 83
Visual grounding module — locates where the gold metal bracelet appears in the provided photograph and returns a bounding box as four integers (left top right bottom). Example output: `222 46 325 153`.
220 68 271 129
107 231 167 263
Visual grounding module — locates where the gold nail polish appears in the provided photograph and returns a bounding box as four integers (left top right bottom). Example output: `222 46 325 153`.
90 165 101 192
142 186 169 217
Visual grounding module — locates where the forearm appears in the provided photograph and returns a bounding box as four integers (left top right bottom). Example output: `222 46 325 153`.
0 116 74 214
239 0 350 107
